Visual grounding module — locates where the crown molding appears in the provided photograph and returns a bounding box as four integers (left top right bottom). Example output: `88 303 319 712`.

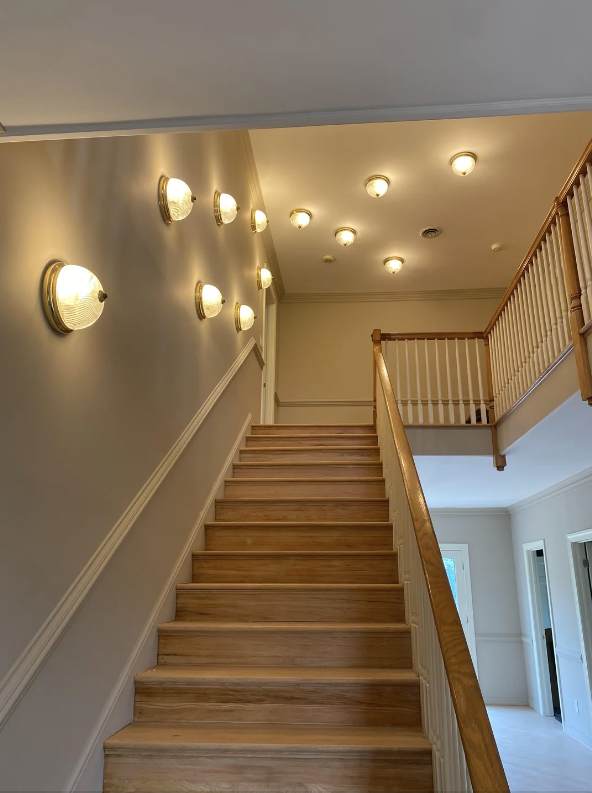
4 95 592 141
281 288 506 304
509 466 592 514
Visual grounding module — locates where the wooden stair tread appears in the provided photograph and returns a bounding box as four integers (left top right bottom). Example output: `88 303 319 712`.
234 461 382 467
159 621 410 632
216 497 389 503
192 551 396 556
136 666 419 685
178 583 401 589
251 424 375 429
105 722 430 753
205 521 393 527
226 477 385 482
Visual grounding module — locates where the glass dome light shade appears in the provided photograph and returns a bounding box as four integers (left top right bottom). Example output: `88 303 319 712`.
257 266 273 290
384 256 404 274
365 175 390 198
235 303 256 332
43 262 107 334
335 227 357 247
450 152 477 176
251 209 268 233
290 209 312 229
196 281 225 320
159 176 195 224
214 191 239 225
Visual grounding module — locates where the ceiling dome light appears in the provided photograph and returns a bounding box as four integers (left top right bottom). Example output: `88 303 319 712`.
196 282 225 320
450 152 477 176
214 191 239 225
235 303 256 332
365 175 390 198
43 262 107 334
158 176 196 224
257 266 273 290
335 227 356 247
251 209 268 233
384 256 404 274
290 209 312 229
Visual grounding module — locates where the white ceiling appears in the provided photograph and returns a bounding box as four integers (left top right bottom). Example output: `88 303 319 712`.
415 393 592 508
250 113 592 293
2 1 592 137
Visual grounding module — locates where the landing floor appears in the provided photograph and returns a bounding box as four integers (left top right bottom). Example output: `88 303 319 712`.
488 706 592 792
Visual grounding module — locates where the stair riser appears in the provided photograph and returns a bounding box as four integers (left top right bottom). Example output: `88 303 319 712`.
134 682 421 727
216 501 390 522
251 425 376 436
246 436 378 447
233 463 384 478
240 447 380 462
158 629 412 668
205 525 394 551
104 752 433 793
225 480 385 498
176 588 404 621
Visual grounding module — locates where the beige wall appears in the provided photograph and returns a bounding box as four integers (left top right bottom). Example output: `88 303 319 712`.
0 130 267 789
276 297 500 423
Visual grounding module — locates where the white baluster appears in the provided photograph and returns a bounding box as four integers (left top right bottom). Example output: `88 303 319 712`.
539 241 561 360
435 339 445 424
489 326 502 411
424 339 434 424
385 339 389 371
493 317 507 415
567 195 592 323
577 174 592 316
464 338 476 423
395 340 403 416
506 293 524 402
497 311 512 414
512 288 531 397
445 339 455 424
531 253 553 368
523 266 544 379
542 234 567 352
455 338 465 423
549 221 571 345
405 339 413 423
516 278 535 388
415 339 424 424
474 339 487 424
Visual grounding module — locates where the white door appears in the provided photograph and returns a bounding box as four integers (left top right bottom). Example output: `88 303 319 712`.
440 544 478 674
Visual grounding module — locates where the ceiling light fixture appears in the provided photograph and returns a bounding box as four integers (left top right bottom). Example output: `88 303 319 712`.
159 176 196 224
214 191 239 225
42 262 107 334
335 227 356 247
290 209 312 229
450 152 477 176
257 266 273 290
384 256 404 274
322 255 335 263
196 282 225 319
251 209 268 233
235 303 256 332
365 175 390 198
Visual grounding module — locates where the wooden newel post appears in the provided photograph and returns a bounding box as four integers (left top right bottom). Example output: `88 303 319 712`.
556 200 592 405
372 329 382 428
483 336 506 471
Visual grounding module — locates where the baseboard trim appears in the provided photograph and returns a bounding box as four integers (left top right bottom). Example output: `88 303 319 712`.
485 696 529 706
66 414 252 791
476 633 523 644
564 722 592 750
0 338 256 732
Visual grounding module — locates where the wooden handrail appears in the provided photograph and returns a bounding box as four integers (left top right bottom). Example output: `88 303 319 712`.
372 332 509 793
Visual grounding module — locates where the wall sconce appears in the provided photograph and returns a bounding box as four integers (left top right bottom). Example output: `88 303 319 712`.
42 262 107 334
158 176 196 224
384 256 404 274
195 281 225 319
235 303 256 332
257 266 273 290
290 209 312 229
214 191 239 225
251 209 268 233
365 175 390 198
335 227 357 247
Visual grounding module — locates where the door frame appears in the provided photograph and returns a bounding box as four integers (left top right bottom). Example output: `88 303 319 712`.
261 282 278 424
523 539 563 717
567 527 592 732
439 543 478 675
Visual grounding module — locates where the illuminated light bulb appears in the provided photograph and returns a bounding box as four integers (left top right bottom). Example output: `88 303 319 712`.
335 227 356 247
257 266 273 290
251 209 268 233
42 262 107 334
365 175 390 198
384 256 404 274
214 191 239 225
196 282 225 319
290 209 312 229
158 176 195 224
450 152 477 176
235 303 256 332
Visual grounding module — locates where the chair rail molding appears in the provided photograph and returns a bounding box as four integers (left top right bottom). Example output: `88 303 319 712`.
0 338 258 732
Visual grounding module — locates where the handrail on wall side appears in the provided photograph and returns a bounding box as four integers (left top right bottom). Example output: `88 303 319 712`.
372 329 510 793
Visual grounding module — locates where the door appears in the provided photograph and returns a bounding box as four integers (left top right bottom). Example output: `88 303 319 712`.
439 544 478 674
568 530 592 730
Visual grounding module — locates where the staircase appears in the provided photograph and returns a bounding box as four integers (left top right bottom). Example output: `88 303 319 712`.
103 424 433 793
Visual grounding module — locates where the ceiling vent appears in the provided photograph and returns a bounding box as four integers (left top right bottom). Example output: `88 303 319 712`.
420 227 441 239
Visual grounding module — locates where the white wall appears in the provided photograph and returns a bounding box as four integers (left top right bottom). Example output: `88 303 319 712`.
431 509 528 706
510 470 592 749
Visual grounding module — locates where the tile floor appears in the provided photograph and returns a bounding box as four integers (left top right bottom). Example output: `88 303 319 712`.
488 706 592 792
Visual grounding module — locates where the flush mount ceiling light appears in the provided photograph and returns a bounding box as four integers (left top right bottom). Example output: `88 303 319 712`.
214 191 239 225
450 152 477 176
158 176 196 224
195 281 225 320
290 209 312 229
365 175 390 198
42 262 107 334
384 256 404 274
335 227 357 247
235 303 256 332
251 209 268 233
257 266 273 290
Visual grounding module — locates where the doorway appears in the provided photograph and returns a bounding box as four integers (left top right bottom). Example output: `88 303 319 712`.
439 544 478 674
524 541 562 721
567 529 592 731
260 283 277 424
